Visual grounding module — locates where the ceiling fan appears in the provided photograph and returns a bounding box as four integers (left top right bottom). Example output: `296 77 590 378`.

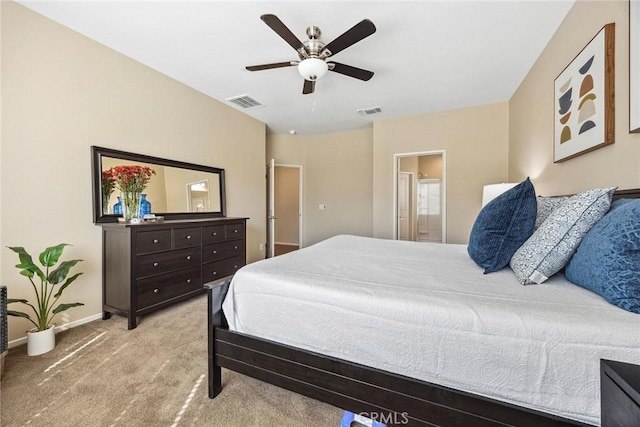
246 14 376 95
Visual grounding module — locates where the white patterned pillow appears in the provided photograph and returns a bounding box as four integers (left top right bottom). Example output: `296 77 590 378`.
535 195 569 230
510 187 616 284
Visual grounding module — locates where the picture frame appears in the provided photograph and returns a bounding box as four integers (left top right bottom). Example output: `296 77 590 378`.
631 0 640 133
554 23 615 162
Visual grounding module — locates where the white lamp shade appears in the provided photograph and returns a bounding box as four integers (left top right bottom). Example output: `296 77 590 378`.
298 58 328 81
482 183 518 207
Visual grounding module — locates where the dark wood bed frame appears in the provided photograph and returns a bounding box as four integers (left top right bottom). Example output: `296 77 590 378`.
207 188 640 427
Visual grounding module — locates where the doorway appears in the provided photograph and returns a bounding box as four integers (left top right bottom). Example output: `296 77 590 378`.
394 151 446 243
267 161 303 258
397 171 413 241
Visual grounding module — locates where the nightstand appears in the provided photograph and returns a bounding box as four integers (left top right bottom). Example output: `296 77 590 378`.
601 359 640 426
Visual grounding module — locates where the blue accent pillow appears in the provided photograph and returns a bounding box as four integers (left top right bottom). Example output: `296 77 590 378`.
565 199 640 313
468 178 536 273
610 198 632 210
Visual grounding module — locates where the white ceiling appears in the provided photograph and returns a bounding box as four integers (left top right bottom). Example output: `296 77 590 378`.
18 0 575 135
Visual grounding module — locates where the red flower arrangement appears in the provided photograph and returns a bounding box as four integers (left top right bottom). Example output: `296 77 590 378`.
109 165 156 195
101 170 117 214
104 165 156 219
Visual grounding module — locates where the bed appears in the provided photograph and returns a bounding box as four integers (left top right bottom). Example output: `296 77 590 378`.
207 188 640 426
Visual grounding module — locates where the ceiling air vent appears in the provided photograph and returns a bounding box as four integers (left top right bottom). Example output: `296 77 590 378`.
226 94 263 109
357 106 382 116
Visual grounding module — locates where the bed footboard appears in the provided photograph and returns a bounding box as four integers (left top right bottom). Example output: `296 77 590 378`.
206 278 231 398
206 284 585 426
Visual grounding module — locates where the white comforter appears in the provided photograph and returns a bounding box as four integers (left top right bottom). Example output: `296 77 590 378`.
222 235 640 425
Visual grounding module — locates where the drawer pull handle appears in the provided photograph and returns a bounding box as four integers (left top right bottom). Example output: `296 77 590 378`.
186 255 191 260
213 250 217 254
212 232 217 236
234 265 238 269
153 239 159 243
186 278 192 284
212 271 217 276
186 235 191 239
234 229 238 233
153 288 159 293
153 262 159 267
234 246 238 250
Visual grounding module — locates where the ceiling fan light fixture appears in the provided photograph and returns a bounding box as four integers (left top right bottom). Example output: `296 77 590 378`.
298 58 328 81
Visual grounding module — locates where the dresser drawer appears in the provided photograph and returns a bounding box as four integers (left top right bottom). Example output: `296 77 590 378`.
202 240 246 263
137 267 201 309
225 223 245 239
202 255 245 283
136 230 172 254
102 217 247 330
173 227 202 248
203 225 225 244
136 247 201 278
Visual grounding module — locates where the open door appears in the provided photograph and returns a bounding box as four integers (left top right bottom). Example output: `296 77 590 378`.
266 159 275 258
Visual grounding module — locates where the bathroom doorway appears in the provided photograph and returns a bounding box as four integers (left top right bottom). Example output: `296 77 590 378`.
393 151 446 243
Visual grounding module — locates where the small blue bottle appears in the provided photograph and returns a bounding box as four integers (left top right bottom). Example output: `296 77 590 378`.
113 196 122 215
139 194 152 217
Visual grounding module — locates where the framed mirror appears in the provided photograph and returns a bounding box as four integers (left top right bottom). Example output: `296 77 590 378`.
91 146 226 223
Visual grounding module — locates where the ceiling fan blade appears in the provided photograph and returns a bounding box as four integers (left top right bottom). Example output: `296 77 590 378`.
321 19 376 57
328 62 374 81
302 79 315 95
261 14 308 56
246 61 297 71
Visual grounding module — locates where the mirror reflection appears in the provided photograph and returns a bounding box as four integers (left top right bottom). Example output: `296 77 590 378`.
187 180 212 212
101 157 221 215
92 146 226 223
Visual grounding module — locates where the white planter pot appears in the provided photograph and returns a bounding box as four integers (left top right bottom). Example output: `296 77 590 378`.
27 326 55 356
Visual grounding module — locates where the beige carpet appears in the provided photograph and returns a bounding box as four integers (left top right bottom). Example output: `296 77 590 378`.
0 295 343 426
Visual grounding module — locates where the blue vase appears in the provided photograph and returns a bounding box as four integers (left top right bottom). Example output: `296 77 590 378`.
113 196 122 215
139 194 152 217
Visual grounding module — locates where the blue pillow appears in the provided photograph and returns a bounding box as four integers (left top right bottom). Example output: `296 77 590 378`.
468 178 537 273
610 198 632 210
565 199 640 313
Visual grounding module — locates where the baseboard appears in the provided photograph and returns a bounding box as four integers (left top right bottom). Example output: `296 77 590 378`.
8 313 103 349
274 242 299 246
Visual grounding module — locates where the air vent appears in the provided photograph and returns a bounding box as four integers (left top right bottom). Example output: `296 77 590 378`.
226 94 264 109
357 106 382 116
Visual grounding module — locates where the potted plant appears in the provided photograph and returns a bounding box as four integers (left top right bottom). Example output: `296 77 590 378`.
6 244 83 356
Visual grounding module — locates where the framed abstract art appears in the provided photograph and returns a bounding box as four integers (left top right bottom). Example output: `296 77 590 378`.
631 0 640 133
554 23 615 162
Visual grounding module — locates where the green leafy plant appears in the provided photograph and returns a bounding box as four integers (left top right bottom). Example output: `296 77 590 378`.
7 244 84 331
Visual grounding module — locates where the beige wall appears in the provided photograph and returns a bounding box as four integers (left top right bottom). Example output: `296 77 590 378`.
399 156 419 173
419 155 443 179
274 166 299 245
267 129 373 246
0 1 4 276
373 102 510 244
510 0 640 193
1 2 266 342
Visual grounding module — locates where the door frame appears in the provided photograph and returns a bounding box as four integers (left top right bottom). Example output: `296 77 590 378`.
267 159 275 258
269 164 304 254
396 171 413 241
392 150 447 243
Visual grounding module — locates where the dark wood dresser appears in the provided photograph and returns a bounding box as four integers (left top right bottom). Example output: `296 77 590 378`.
601 359 640 426
101 217 247 329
